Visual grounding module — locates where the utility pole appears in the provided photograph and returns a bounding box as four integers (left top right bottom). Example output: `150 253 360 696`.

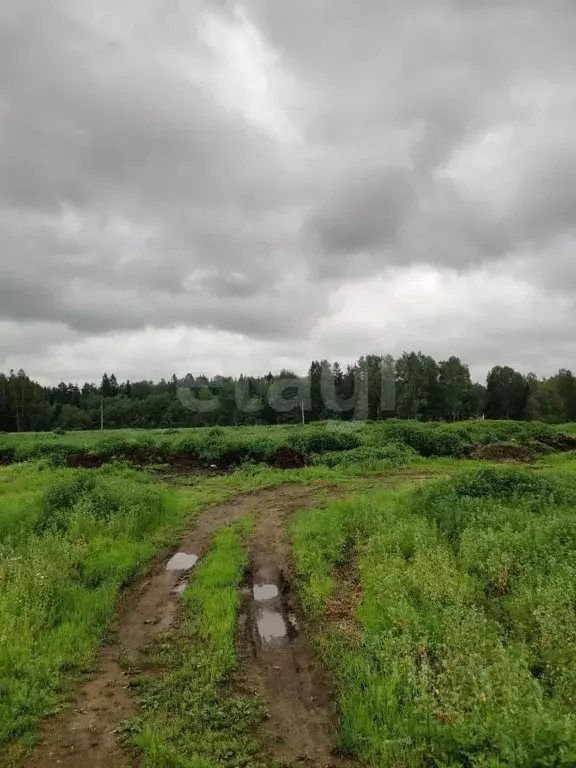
300 399 305 424
100 397 104 431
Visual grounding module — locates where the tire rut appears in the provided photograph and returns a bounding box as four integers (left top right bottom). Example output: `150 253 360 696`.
237 489 352 767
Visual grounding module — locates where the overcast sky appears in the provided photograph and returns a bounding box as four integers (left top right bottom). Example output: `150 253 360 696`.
1 1 576 385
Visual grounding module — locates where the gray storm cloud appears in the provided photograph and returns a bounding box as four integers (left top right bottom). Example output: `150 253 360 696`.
1 0 576 380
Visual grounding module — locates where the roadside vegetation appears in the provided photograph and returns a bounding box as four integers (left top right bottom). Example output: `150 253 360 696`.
292 464 576 766
0 463 187 763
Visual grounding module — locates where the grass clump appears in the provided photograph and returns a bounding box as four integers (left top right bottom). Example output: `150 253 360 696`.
0 463 190 762
128 518 268 767
292 466 576 766
311 442 416 472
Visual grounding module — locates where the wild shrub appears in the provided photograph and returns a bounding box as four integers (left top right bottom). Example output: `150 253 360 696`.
90 436 139 455
286 426 362 455
21 440 79 465
36 472 96 533
372 421 467 456
409 467 576 548
1 419 574 470
312 442 416 470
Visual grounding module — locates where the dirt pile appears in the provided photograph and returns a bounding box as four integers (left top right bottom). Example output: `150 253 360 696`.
470 433 576 462
470 441 549 461
535 433 576 451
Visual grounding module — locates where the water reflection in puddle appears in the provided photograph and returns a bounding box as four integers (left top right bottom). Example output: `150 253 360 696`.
253 583 279 601
173 581 187 595
166 553 198 571
257 609 287 642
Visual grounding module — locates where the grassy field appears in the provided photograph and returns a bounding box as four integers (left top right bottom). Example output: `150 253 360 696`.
292 462 576 766
2 422 576 766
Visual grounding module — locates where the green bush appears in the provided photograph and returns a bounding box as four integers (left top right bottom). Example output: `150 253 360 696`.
369 421 467 456
286 426 362 455
312 442 416 470
36 472 96 532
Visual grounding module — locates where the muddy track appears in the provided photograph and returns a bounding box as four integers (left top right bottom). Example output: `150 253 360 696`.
27 485 344 768
238 491 351 767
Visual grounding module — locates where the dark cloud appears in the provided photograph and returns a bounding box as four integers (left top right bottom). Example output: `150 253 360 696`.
243 0 576 274
1 0 576 379
308 167 415 261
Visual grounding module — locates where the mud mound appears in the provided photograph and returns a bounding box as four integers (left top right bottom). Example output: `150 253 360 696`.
268 447 308 468
67 446 169 469
535 434 576 451
471 441 552 461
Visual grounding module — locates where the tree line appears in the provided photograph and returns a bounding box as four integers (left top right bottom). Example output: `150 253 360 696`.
1 353 575 432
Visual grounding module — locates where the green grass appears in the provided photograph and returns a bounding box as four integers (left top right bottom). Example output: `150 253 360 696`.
0 462 192 764
292 466 576 767
126 517 269 768
310 441 417 472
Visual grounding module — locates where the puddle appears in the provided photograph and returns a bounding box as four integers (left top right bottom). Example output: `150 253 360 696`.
253 583 279 601
173 581 187 595
166 552 198 571
257 608 287 643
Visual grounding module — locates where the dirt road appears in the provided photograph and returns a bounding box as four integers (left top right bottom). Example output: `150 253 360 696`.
28 485 346 768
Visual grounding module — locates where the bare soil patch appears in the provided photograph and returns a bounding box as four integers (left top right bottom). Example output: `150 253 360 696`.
468 434 576 462
325 565 362 645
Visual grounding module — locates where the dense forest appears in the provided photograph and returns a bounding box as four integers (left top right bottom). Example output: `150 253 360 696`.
1 352 575 432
